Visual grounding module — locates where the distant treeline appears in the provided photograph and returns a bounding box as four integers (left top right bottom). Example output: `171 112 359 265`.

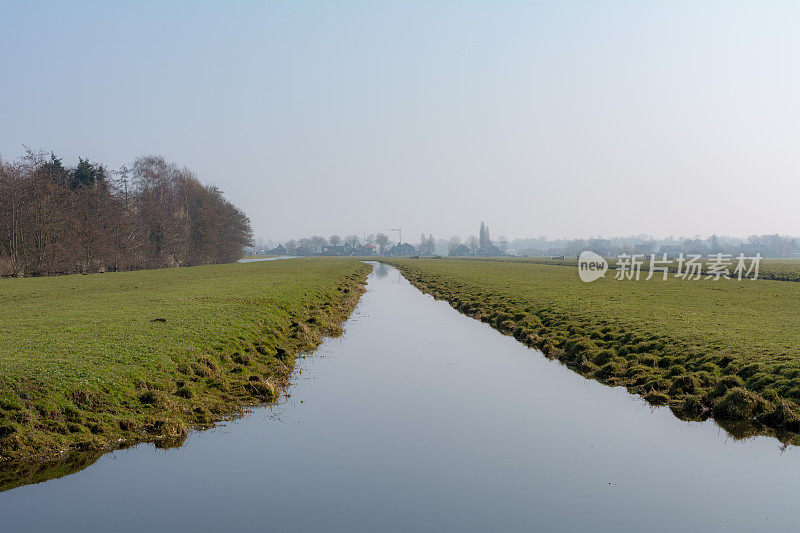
0 151 252 277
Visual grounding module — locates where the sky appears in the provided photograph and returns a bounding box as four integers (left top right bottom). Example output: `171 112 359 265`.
1 1 798 242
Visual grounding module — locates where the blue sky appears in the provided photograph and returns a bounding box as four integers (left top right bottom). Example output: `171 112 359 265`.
1 1 798 241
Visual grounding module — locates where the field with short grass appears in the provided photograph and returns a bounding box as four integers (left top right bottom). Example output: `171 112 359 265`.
474 256 800 282
0 258 370 475
386 258 800 442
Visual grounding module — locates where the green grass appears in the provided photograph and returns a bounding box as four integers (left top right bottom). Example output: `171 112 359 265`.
0 258 371 473
467 256 800 282
386 258 800 442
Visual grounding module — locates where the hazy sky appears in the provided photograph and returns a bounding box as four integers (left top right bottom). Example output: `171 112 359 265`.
1 1 798 242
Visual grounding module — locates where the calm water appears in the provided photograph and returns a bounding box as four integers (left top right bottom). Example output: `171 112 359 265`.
237 255 297 262
1 263 799 532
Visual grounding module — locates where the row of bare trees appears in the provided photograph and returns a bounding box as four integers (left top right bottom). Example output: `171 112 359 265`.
278 232 394 256
0 151 252 277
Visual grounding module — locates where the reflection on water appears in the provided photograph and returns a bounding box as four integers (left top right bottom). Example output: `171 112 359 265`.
373 262 390 278
1 263 799 532
0 451 103 493
237 255 297 263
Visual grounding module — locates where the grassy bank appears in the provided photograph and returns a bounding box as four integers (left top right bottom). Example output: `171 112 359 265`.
386 258 800 443
0 258 371 483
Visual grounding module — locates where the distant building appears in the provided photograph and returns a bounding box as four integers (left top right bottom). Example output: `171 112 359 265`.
389 243 416 256
449 244 473 257
266 244 287 255
658 245 682 259
320 245 346 256
684 244 711 256
474 244 506 257
742 244 778 258
350 244 376 256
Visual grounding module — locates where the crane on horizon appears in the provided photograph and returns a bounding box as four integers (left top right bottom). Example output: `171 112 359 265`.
388 227 402 245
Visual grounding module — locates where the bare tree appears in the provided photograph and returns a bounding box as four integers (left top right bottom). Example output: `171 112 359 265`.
448 235 461 255
497 235 508 252
310 235 327 252
375 233 389 255
329 234 341 247
466 235 479 250
0 152 252 277
298 238 312 256
345 234 359 248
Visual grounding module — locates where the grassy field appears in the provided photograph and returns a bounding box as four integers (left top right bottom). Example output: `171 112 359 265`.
386 258 800 442
0 258 371 476
468 256 800 282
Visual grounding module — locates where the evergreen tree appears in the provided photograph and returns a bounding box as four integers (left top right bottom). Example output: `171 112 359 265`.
71 158 107 189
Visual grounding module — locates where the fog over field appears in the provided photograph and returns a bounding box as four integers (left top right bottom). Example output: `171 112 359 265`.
1 2 798 241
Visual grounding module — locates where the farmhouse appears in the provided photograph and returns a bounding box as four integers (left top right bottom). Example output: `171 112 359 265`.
474 244 506 257
450 244 473 257
389 243 417 256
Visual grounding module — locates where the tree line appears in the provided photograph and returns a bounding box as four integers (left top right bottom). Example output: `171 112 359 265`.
281 233 391 255
264 223 502 258
0 151 253 277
